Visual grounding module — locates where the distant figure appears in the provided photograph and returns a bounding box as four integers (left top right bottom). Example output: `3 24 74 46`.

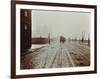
60 36 66 43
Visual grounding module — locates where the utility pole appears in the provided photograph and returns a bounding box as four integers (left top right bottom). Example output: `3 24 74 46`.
82 32 85 43
48 33 50 44
88 34 90 46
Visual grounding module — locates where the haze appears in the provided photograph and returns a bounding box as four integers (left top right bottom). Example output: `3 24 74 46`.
31 10 90 40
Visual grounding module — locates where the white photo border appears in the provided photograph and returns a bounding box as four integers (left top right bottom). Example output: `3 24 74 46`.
16 4 95 75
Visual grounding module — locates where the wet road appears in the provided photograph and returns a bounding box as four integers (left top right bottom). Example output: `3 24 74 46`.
21 41 90 69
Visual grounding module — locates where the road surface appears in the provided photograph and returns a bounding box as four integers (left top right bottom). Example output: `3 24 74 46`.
21 41 90 69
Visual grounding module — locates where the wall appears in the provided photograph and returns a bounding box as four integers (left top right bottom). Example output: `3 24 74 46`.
0 0 100 79
20 9 32 53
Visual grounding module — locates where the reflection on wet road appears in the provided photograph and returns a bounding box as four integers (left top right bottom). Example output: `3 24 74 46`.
21 41 90 69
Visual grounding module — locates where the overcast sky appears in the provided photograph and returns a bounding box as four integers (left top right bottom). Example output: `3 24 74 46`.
31 10 90 40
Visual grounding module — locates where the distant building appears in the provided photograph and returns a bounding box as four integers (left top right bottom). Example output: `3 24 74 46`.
60 36 66 43
32 37 49 44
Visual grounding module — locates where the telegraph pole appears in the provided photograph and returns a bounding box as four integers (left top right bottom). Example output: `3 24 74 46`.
82 32 85 43
48 33 50 44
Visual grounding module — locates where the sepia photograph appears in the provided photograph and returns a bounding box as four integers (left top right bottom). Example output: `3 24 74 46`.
21 9 90 69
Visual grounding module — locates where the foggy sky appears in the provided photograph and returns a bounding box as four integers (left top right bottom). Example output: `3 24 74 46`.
32 10 90 40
